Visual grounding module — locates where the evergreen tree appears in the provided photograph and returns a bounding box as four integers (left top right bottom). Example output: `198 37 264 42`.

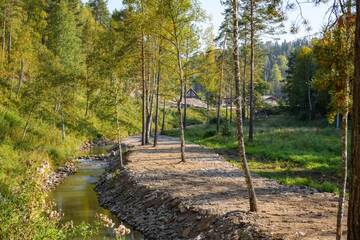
47 0 84 141
284 47 318 119
87 0 110 27
270 63 282 96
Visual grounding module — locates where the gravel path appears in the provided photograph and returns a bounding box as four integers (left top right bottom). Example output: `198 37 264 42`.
115 135 346 239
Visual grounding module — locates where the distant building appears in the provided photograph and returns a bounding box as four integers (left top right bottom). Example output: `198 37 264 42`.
222 97 234 107
185 88 200 99
261 95 279 107
182 88 207 109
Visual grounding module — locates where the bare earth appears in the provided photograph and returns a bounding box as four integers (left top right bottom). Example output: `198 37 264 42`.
122 135 346 240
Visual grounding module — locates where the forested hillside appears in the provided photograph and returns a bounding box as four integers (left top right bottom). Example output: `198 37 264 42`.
0 1 142 238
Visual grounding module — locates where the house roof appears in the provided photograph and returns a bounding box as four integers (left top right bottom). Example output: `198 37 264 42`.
186 88 200 99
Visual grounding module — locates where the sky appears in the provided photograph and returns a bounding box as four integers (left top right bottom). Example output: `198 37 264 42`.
105 0 333 42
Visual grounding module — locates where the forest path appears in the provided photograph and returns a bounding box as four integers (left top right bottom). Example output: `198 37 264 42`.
122 135 345 240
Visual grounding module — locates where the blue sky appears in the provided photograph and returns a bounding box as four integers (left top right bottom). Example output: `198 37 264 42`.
105 0 332 42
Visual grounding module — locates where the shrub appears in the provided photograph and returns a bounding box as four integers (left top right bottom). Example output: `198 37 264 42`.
221 122 232 136
203 130 216 138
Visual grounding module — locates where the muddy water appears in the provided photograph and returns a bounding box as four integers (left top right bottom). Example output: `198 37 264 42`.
49 154 143 240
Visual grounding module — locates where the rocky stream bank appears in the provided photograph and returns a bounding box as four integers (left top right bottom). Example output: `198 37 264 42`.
95 139 273 240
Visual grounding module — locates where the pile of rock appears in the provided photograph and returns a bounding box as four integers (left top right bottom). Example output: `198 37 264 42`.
79 140 92 152
44 161 77 190
96 168 271 240
80 154 108 161
79 137 114 152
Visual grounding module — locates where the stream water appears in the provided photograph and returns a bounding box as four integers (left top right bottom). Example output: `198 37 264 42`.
49 146 143 240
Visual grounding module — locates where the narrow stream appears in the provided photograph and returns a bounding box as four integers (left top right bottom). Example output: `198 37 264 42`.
49 146 143 240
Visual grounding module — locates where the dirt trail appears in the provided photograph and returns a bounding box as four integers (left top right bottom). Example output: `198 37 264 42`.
118 135 345 239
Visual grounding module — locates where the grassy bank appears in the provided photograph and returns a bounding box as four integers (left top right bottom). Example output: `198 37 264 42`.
0 99 143 239
164 113 342 193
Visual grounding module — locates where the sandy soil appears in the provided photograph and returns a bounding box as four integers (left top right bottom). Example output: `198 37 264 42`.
122 135 346 240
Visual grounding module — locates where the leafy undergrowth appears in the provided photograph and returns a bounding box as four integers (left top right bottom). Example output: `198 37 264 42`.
162 106 214 130
164 114 342 193
0 100 142 239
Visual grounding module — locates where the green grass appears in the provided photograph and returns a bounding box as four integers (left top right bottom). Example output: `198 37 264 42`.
161 107 213 130
0 99 143 239
164 113 342 193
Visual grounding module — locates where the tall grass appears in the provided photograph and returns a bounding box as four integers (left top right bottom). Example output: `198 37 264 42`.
164 113 342 193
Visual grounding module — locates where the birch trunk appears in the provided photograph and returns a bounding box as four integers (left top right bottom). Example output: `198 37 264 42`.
216 37 227 134
248 0 255 142
154 47 161 147
231 0 258 212
242 29 248 120
141 31 146 145
17 59 24 94
176 46 186 162
336 111 348 240
161 98 166 134
61 107 65 143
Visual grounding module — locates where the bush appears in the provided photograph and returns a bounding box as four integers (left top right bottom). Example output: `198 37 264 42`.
0 110 24 142
221 122 232 137
47 148 64 162
203 130 216 138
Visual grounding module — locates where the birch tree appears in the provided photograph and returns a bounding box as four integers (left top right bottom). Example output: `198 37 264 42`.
160 0 202 162
231 0 258 212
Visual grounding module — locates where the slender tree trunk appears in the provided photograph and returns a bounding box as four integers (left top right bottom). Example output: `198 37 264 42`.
217 37 227 134
336 108 348 239
206 95 210 123
308 84 313 121
145 54 157 144
184 41 190 129
61 106 65 143
85 91 90 117
154 47 161 147
2 18 5 65
226 97 229 122
21 106 35 141
141 31 146 145
7 29 11 65
115 107 124 170
145 55 150 144
161 98 166 134
116 109 124 169
216 88 222 132
84 68 91 117
249 0 255 142
145 102 153 144
242 34 247 120
17 59 24 94
114 76 124 169
184 79 187 129
176 46 186 162
116 101 124 169
230 87 233 123
348 2 360 239
231 0 258 212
